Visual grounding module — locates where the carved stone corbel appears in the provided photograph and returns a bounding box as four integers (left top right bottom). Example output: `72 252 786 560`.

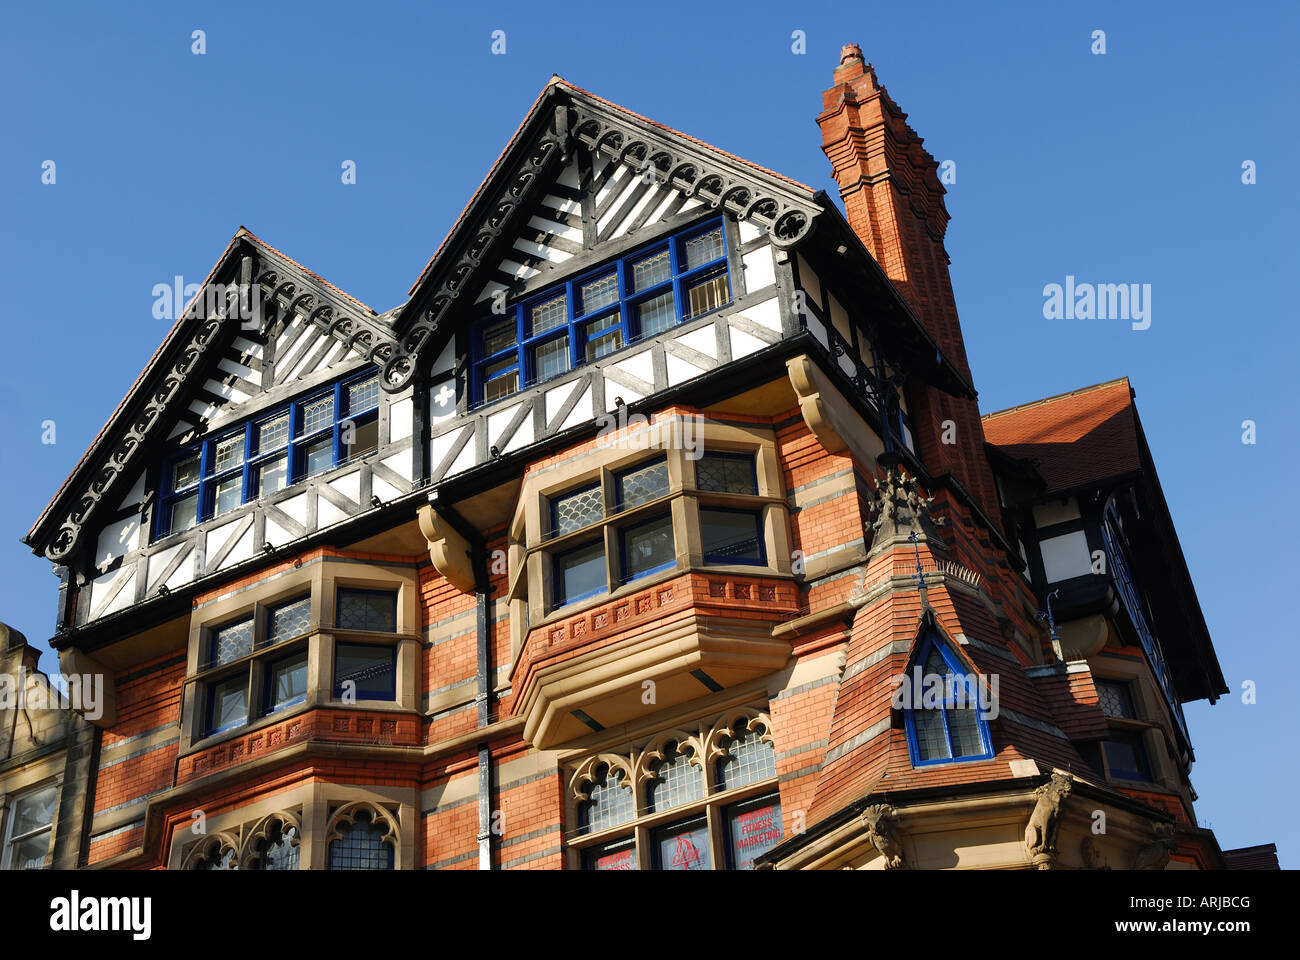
860 804 906 869
1023 772 1073 869
417 504 475 595
1131 822 1176 871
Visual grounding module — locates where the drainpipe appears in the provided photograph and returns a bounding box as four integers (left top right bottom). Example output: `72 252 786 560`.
427 492 494 869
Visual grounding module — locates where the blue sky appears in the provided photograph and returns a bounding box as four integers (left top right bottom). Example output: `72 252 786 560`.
1 1 1295 863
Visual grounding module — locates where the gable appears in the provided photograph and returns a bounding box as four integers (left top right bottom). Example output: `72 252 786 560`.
27 231 399 566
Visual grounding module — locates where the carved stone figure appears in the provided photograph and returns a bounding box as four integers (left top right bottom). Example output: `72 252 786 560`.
860 804 906 869
1023 772 1073 869
866 466 946 554
1131 822 1177 870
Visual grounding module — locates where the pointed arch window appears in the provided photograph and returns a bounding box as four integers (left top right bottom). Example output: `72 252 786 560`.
577 763 635 835
326 806 395 870
903 632 994 766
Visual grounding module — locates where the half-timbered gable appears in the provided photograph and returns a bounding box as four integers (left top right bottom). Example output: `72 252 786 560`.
26 231 418 630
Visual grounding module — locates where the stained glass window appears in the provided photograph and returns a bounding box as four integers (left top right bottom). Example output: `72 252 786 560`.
716 721 776 790
336 589 397 632
173 455 201 490
327 810 394 870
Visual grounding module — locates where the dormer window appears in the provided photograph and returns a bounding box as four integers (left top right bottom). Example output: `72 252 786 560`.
472 219 732 407
155 372 381 541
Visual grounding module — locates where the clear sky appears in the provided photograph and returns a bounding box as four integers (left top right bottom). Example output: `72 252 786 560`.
1 0 1295 864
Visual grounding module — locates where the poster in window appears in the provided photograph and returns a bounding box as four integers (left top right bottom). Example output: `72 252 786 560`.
726 794 783 869
584 836 637 870
653 815 711 870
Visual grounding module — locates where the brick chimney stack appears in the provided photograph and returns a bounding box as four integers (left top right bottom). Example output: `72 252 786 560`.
818 46 1003 528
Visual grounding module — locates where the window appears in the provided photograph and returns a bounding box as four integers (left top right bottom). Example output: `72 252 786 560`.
620 514 674 583
1096 679 1137 719
903 632 994 766
700 508 764 565
333 643 396 701
696 453 758 495
248 819 300 870
156 371 381 541
327 805 396 870
196 595 313 739
1101 732 1151 782
472 220 732 406
554 540 607 608
336 588 398 633
2 784 58 869
570 711 781 871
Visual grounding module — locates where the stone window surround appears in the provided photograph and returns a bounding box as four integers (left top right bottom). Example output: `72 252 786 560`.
168 781 417 870
564 706 779 870
507 418 794 656
178 557 421 756
0 773 63 871
1088 656 1177 789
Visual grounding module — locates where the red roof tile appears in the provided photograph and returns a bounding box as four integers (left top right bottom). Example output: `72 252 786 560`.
982 377 1141 494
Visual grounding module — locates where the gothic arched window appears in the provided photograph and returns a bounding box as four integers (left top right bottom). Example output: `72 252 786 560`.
326 806 396 870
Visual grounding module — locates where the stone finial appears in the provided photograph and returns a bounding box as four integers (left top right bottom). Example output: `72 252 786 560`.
840 43 863 65
866 465 946 552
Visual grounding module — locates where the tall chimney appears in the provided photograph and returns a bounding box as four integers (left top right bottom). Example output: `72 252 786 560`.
818 45 1003 528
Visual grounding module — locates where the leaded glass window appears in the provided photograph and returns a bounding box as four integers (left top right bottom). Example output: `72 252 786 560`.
336 588 397 632
347 377 380 413
580 274 619 313
1096 680 1136 719
259 414 290 451
579 765 635 834
905 634 993 765
212 618 254 666
552 484 603 535
251 822 300 871
648 744 704 812
531 294 568 334
681 228 724 270
173 455 201 490
696 453 757 494
616 459 669 509
193 846 238 870
632 250 671 290
302 396 334 434
213 435 244 473
327 810 394 870
268 596 311 645
716 721 776 790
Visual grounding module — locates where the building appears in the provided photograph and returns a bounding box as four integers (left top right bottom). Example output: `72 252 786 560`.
15 46 1268 870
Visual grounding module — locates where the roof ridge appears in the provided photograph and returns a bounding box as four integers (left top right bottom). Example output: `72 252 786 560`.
981 376 1132 422
240 229 378 316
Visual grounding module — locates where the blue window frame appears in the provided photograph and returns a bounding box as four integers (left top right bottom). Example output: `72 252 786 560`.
619 514 675 585
263 650 308 716
206 675 249 737
332 642 397 701
553 539 607 609
700 507 765 566
335 588 398 633
155 371 381 542
471 219 732 407
903 633 994 766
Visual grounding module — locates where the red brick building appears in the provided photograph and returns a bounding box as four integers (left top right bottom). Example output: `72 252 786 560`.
13 46 1262 871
